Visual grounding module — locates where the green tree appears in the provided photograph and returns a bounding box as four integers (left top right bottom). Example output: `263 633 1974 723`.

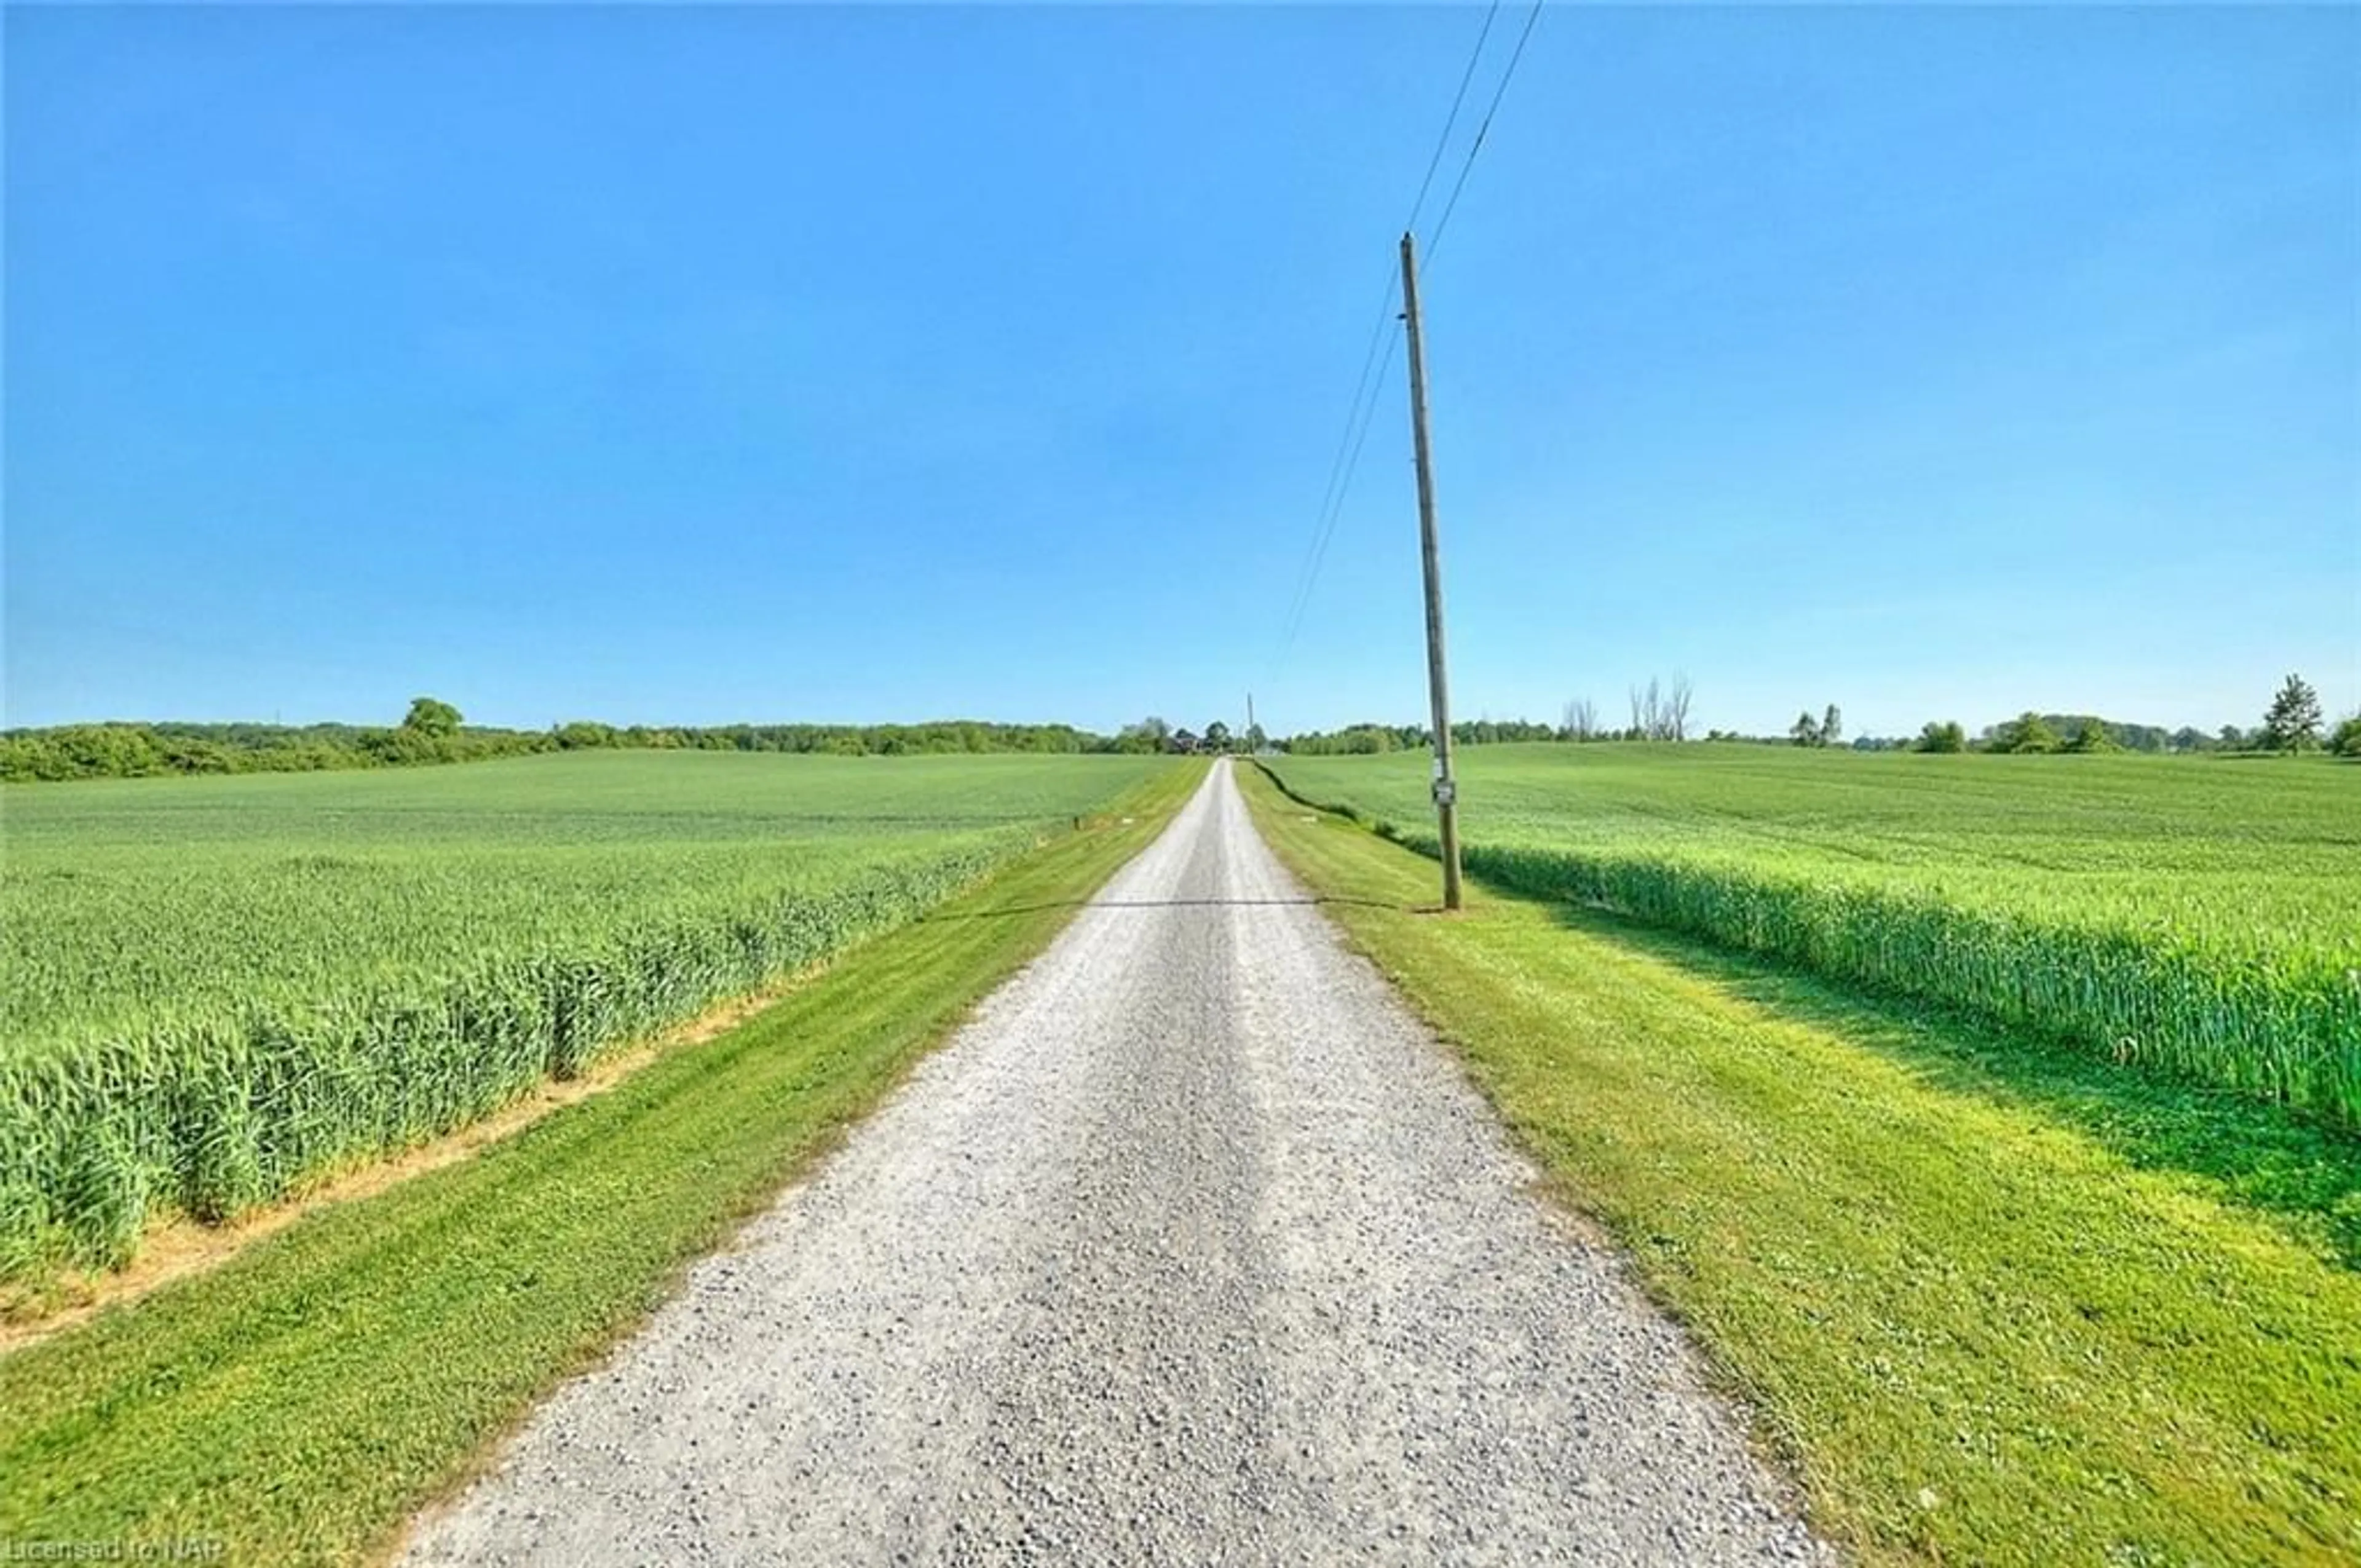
57 725 165 777
161 738 239 774
1115 717 1171 755
553 721 617 750
1244 723 1268 754
2331 715 2361 759
1821 704 1842 748
1789 711 1822 747
1916 720 1966 754
403 697 462 738
1203 721 1232 753
1995 712 2059 754
2261 673 2322 752
2065 717 2118 754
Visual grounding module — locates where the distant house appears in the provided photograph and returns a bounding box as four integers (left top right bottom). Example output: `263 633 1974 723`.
1169 729 1201 754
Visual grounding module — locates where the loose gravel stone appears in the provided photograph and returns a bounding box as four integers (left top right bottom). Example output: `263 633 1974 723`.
405 761 1829 1566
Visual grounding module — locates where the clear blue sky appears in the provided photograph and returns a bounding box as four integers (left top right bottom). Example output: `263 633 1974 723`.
7 4 2355 740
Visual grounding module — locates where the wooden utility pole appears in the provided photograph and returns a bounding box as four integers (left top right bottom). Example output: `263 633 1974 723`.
1246 692 1257 751
1398 231 1463 911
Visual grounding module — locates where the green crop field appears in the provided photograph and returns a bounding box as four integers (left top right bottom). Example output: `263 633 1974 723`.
0 751 1174 1284
1262 745 2361 1125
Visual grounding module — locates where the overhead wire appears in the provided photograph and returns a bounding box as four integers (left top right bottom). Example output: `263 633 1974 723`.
1425 0 1547 267
1401 0 1504 243
1271 1 1506 671
1273 275 1396 665
1273 333 1399 668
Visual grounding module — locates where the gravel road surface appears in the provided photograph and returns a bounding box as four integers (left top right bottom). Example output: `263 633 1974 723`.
406 761 1826 1566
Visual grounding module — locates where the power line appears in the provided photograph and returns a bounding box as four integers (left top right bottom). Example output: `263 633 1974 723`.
1402 0 1503 237
1271 2 1506 674
1275 271 1396 662
1426 0 1546 266
1275 330 1400 667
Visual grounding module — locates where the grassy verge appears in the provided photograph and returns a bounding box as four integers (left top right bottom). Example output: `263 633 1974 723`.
0 762 1203 1566
1241 764 2361 1567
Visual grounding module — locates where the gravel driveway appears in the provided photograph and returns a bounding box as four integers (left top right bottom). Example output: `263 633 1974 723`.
405 760 1827 1566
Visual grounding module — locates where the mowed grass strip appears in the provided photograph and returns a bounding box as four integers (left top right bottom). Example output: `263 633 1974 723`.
0 762 1203 1566
1241 765 2361 1567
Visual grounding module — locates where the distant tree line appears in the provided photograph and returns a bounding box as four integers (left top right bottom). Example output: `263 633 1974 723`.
14 675 2355 784
1947 676 2354 756
1283 723 1429 756
545 718 1107 758
1 698 1126 783
1107 718 1271 755
1280 718 1564 756
1281 674 2360 760
0 706 551 782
